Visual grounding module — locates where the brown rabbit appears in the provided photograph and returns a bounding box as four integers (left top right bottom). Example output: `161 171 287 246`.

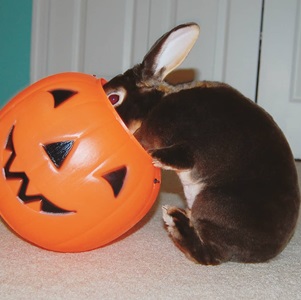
103 23 300 265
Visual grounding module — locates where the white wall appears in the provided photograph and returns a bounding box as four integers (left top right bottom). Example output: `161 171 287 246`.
31 0 262 100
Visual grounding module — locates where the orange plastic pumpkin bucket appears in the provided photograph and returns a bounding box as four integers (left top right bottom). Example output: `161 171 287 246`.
0 72 161 252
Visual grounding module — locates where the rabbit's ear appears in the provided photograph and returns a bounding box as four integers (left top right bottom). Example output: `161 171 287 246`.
142 23 200 80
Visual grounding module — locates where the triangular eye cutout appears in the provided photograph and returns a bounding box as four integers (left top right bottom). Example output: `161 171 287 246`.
48 89 78 108
43 141 74 168
103 167 127 197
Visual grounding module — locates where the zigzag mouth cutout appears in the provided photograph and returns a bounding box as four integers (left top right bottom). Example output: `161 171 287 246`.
3 126 75 215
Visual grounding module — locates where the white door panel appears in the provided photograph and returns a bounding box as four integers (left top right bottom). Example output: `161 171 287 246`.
31 0 261 100
257 0 301 158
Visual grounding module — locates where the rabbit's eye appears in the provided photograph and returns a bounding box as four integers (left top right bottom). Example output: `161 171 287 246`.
107 88 126 107
108 94 120 105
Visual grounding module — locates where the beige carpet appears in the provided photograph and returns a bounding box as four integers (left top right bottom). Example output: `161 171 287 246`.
1 163 301 300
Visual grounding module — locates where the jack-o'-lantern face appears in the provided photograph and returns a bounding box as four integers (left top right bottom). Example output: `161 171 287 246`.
0 73 160 252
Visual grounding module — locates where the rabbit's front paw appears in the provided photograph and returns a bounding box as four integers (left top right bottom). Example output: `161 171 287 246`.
152 158 172 170
152 158 164 168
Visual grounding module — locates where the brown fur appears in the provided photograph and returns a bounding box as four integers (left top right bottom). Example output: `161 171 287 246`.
104 23 300 265
136 84 300 264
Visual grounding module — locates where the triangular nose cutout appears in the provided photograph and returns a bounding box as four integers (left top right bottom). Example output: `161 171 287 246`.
43 141 74 168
